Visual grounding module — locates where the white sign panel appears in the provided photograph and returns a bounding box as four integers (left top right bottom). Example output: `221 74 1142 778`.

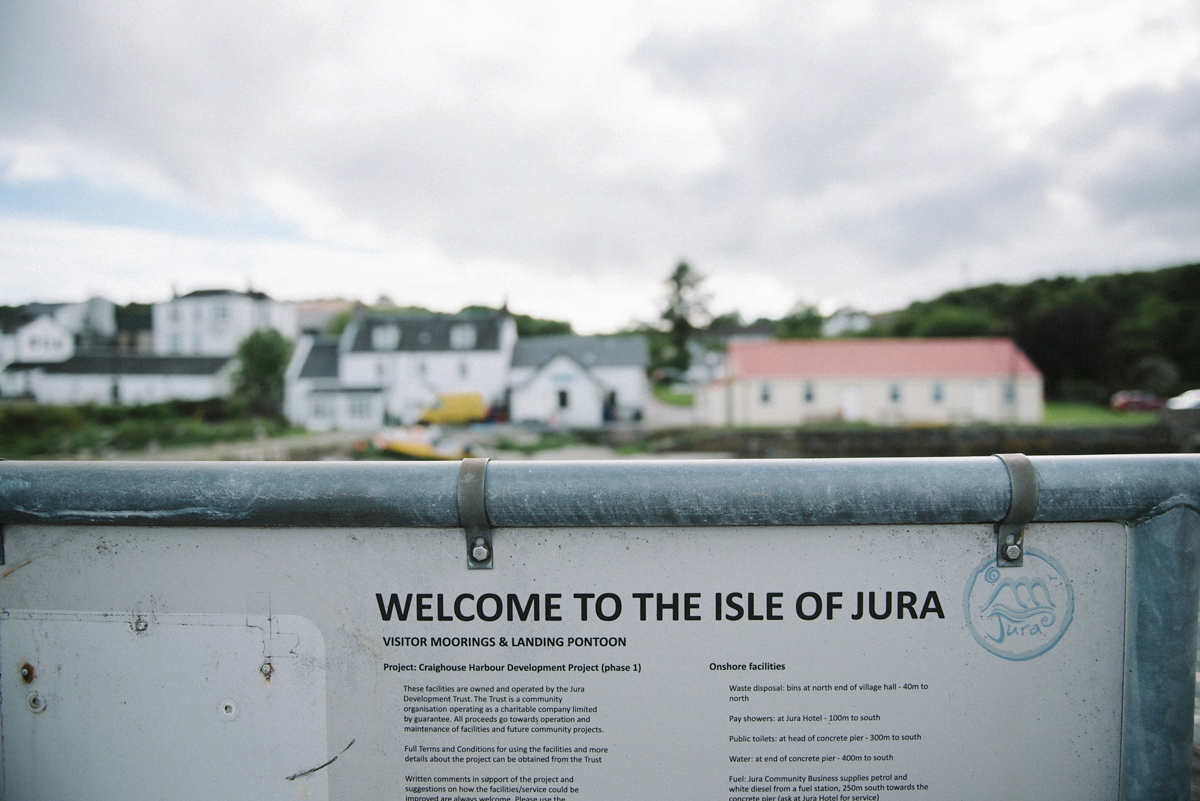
0 521 1126 800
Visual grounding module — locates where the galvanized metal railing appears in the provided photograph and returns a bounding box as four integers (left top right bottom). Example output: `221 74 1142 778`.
2 454 1199 800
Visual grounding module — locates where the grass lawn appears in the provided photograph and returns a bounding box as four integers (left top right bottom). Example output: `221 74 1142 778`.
490 432 587 455
653 385 695 406
1042 402 1159 427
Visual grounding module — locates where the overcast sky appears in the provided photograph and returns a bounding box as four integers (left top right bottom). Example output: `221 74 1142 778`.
1 1 1198 333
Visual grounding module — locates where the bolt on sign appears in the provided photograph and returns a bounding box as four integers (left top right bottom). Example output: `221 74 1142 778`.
1 456 1198 800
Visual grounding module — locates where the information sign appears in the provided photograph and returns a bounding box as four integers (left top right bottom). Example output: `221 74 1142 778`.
2 520 1125 800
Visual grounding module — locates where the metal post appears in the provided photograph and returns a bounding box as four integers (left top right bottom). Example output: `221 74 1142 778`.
1121 501 1200 800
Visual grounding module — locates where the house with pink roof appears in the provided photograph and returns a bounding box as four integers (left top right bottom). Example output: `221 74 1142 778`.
696 338 1043 427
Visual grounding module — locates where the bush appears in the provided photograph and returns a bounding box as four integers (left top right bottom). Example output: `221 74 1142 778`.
0 400 286 458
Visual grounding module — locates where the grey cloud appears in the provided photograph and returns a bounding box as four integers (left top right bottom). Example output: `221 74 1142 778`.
855 161 1053 261
0 1 1195 309
1074 81 1200 234
0 1 322 202
630 6 1053 269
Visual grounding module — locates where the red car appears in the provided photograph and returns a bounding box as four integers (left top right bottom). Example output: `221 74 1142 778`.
1110 390 1164 411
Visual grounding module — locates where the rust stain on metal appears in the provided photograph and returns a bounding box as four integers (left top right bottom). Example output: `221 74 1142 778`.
1 559 32 579
285 739 355 781
20 662 35 683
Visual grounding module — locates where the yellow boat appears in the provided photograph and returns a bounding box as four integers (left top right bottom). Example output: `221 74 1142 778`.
372 426 469 461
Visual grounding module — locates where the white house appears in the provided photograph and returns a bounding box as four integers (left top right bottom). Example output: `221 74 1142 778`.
821 307 872 337
1 297 118 369
153 289 298 357
1 314 75 366
508 336 649 427
1 355 234 405
284 318 652 431
46 297 118 343
284 336 384 432
696 338 1043 427
286 311 518 429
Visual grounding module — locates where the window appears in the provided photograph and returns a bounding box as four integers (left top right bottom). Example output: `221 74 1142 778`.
348 396 373 418
760 383 771 404
932 382 944 404
449 324 476 350
1003 381 1016 404
312 397 334 418
558 390 569 409
890 383 902 403
418 361 427 376
804 383 815 403
459 361 468 378
372 324 400 350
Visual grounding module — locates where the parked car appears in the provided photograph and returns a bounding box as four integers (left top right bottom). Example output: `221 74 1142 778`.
1110 390 1164 411
1166 389 1200 410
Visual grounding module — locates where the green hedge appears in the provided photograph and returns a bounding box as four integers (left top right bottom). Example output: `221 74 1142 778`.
0 400 286 459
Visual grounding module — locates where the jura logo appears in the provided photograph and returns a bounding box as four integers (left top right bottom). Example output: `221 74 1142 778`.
964 549 1073 661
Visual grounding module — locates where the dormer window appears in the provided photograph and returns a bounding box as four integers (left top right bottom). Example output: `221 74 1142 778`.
371 324 400 350
449 324 476 350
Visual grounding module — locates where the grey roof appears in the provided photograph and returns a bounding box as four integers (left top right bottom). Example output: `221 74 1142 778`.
4 355 231 376
180 289 271 301
350 314 503 352
511 335 648 369
299 339 340 378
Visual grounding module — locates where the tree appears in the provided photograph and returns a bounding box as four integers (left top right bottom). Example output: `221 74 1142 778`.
908 306 1003 338
660 261 709 374
233 329 293 417
512 313 573 337
775 304 824 339
458 305 573 337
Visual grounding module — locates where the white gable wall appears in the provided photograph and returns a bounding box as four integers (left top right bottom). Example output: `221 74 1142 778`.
283 336 317 426
508 363 646 425
592 365 648 417
510 355 604 427
16 316 74 363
